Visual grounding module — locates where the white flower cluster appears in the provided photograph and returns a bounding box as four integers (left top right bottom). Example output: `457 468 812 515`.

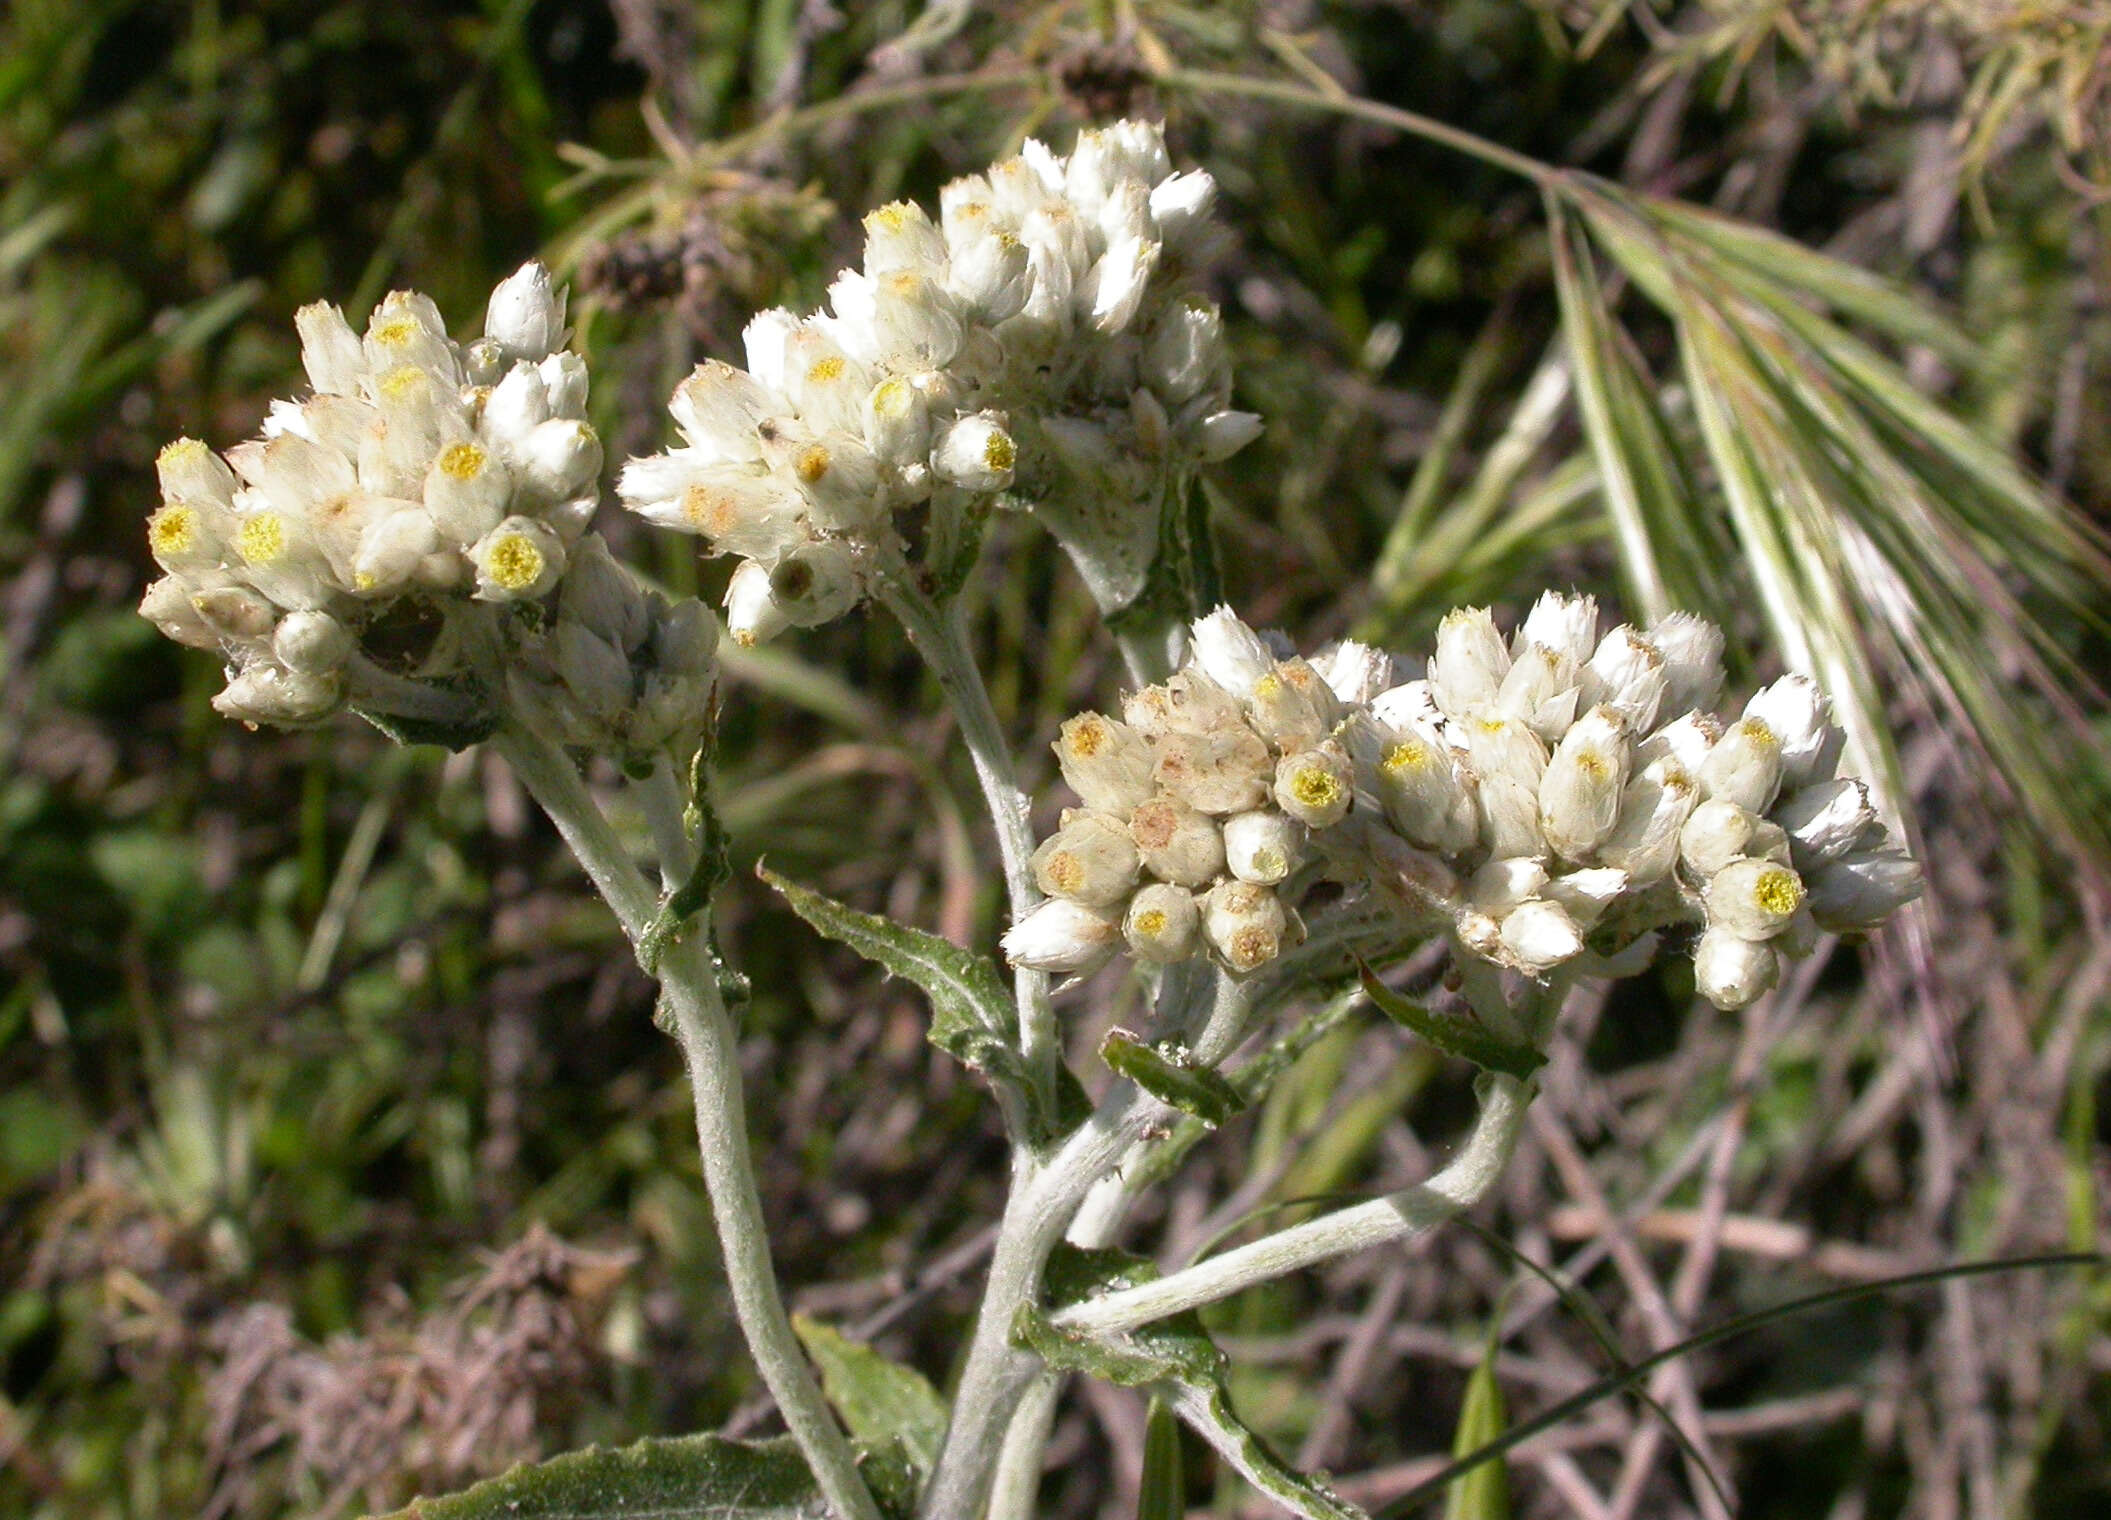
617 120 1258 642
1005 599 1921 1010
140 264 638 729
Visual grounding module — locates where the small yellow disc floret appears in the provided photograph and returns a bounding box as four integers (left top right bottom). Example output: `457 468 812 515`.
1754 866 1804 917
437 442 488 480
236 513 288 565
483 532 546 592
148 505 200 559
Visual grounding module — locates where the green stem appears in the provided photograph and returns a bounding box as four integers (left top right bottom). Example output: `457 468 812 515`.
494 723 882 1520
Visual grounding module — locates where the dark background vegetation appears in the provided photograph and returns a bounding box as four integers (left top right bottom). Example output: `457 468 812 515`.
3 2 2107 1516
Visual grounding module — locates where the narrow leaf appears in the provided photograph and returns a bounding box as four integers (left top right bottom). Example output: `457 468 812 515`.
1101 1031 1247 1127
1442 1341 1510 1520
792 1316 950 1479
1138 1398 1185 1520
1357 962 1545 1082
364 1433 824 1520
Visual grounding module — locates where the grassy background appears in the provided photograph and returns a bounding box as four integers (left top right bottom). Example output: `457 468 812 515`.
2 2 2107 1517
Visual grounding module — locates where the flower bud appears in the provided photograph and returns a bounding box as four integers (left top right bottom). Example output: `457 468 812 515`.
1274 746 1353 828
1698 716 1783 813
931 411 1017 493
1680 798 1759 880
766 539 862 628
139 577 221 649
1247 659 1342 751
272 609 354 675
423 439 512 543
213 660 341 728
1123 669 1244 739
946 222 1032 322
1693 926 1780 1010
1353 716 1477 855
146 499 229 572
1705 858 1806 940
1479 774 1546 860
1055 713 1156 813
1636 711 1720 775
1428 607 1508 716
1539 706 1630 859
1222 809 1305 885
540 351 589 418
669 360 770 463
353 507 442 597
1032 811 1142 907
1144 298 1226 405
481 361 553 457
471 515 566 601
1189 606 1276 698
1002 898 1121 974
559 535 652 651
1495 641 1580 740
1466 713 1548 788
1149 168 1218 242
1314 641 1394 705
1128 795 1227 887
1545 867 1628 930
1581 625 1667 733
1370 679 1447 735
1773 779 1877 868
293 304 366 397
861 376 933 466
1648 612 1725 717
191 585 279 641
1501 899 1584 974
652 599 719 680
1469 858 1549 915
1744 675 1842 789
1123 883 1201 963
1806 849 1922 932
1152 726 1273 815
1195 410 1263 462
519 417 602 504
554 621 636 723
1455 909 1504 961
1596 763 1699 885
724 560 790 647
1517 590 1599 666
484 262 567 360
1203 879 1289 974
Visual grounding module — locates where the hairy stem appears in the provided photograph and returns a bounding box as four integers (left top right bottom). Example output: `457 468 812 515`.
495 723 882 1520
873 572 1059 1116
1052 1074 1532 1338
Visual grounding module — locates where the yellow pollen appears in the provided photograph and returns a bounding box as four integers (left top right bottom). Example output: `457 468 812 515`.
158 437 209 469
1135 909 1168 937
1046 853 1085 894
378 365 426 401
806 356 847 384
1252 847 1286 877
795 445 831 484
957 201 989 221
148 505 199 558
1283 663 1317 691
682 484 740 537
996 231 1020 249
1739 717 1778 750
354 571 379 591
1575 750 1610 780
1229 926 1277 971
870 204 910 231
372 316 421 348
484 532 545 591
236 513 288 565
983 431 1016 472
871 379 913 418
1755 868 1804 917
884 270 922 298
1253 672 1283 700
1382 740 1432 774
438 442 487 480
1290 767 1344 809
1067 716 1107 758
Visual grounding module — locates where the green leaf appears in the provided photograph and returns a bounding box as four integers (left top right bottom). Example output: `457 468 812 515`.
1138 1398 1185 1520
1357 963 1545 1082
354 703 499 753
1442 1340 1510 1520
1101 1031 1247 1128
792 1316 950 1479
639 755 735 976
1017 1247 1367 1520
363 1433 825 1520
756 866 1059 1135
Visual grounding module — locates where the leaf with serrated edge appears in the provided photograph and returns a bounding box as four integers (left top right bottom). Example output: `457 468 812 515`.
1357 963 1545 1082
1101 1032 1246 1128
792 1316 949 1479
364 1433 825 1519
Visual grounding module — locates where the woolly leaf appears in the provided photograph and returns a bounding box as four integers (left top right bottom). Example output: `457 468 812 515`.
365 1433 825 1519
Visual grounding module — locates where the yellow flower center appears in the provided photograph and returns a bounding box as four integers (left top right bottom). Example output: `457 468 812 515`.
1134 908 1168 937
437 442 488 480
484 532 545 592
1382 739 1433 774
1574 749 1611 781
1739 717 1779 750
236 513 288 565
870 378 914 419
1228 926 1277 971
371 316 421 348
1755 867 1804 917
1289 766 1344 810
148 505 199 558
1045 853 1085 895
982 430 1016 472
795 445 831 485
158 437 209 470
806 356 847 384
682 484 741 538
378 365 426 401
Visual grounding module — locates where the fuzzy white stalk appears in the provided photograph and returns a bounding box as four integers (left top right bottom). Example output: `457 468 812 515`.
1049 1074 1532 1339
494 723 883 1520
